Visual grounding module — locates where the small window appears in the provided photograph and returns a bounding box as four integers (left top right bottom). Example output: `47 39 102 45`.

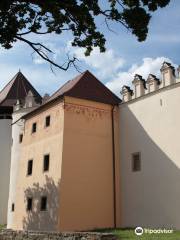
43 154 50 172
40 196 47 211
27 160 33 176
11 203 15 212
19 134 23 143
132 152 141 172
32 122 37 133
27 198 33 211
45 116 51 127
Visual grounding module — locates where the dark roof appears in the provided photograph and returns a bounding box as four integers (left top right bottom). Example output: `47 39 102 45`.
48 70 121 105
23 70 121 119
0 71 42 107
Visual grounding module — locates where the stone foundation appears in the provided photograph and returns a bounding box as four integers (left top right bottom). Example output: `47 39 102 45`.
0 230 117 240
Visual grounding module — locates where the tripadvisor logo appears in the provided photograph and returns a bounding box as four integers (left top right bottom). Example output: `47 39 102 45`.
135 227 173 235
135 227 144 236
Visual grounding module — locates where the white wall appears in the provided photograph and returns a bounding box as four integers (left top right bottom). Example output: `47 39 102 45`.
7 108 32 229
0 119 12 225
120 80 180 229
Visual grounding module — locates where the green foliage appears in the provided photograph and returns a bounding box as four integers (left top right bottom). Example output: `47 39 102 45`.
0 0 170 69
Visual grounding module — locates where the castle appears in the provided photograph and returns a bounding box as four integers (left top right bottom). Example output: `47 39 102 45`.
0 62 180 231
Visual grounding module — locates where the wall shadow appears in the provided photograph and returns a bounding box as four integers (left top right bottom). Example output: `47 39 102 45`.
22 176 60 231
120 105 180 229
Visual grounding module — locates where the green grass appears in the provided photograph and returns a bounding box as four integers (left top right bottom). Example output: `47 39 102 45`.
114 229 180 240
0 225 5 231
100 229 180 240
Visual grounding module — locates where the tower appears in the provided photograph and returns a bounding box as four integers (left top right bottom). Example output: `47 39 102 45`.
0 71 41 225
7 92 41 228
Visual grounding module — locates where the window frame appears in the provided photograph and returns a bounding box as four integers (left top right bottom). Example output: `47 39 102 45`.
19 134 23 143
27 159 33 176
11 203 15 212
45 115 51 128
132 152 141 172
27 197 33 211
40 196 47 211
31 122 37 134
43 154 50 172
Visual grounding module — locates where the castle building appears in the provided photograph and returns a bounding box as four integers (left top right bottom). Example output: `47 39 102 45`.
120 62 180 229
0 71 42 225
1 62 180 231
7 71 121 231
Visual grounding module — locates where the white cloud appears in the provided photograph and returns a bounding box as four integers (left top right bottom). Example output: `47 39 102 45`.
106 57 177 95
32 42 63 65
66 42 125 78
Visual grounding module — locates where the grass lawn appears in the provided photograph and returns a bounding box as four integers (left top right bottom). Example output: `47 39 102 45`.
0 225 5 231
111 229 180 240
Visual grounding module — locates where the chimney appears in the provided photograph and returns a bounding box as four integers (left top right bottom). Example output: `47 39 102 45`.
160 62 175 86
132 74 146 98
146 74 160 93
121 85 133 102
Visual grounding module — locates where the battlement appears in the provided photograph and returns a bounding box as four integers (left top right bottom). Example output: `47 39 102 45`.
13 90 42 112
121 62 180 102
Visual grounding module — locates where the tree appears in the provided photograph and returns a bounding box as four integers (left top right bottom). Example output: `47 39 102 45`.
0 0 170 70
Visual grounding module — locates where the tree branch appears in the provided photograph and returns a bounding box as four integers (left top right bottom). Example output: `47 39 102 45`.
16 35 78 71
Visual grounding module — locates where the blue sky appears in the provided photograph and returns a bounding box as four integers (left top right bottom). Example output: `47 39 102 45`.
0 0 179 97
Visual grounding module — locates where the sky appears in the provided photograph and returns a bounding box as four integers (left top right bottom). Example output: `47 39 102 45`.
0 0 180 98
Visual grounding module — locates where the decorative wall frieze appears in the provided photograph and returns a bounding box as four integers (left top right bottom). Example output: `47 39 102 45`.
64 102 113 120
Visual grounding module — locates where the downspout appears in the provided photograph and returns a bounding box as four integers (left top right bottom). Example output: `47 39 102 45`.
111 105 116 229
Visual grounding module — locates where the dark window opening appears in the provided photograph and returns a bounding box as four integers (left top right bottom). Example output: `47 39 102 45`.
32 122 37 133
27 198 33 211
43 154 50 172
19 134 23 143
27 160 33 176
132 152 141 172
6 115 12 119
45 116 51 127
41 196 47 211
11 203 15 212
0 115 12 119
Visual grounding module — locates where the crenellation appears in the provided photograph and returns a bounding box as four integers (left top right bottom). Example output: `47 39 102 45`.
146 74 160 93
121 62 179 103
132 74 146 98
121 85 133 102
160 61 176 86
13 100 22 112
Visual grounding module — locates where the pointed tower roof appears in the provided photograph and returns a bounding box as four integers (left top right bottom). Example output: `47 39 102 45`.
0 71 42 107
48 70 121 105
